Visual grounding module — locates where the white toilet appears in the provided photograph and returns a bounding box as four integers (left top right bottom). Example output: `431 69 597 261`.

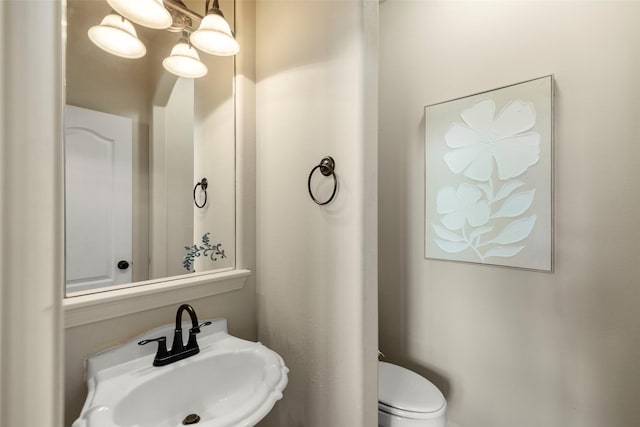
378 361 447 427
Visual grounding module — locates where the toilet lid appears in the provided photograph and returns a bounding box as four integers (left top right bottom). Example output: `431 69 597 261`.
378 362 445 414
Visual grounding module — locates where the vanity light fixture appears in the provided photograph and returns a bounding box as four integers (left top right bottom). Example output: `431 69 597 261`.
88 0 238 78
163 34 208 78
190 0 240 56
88 13 147 59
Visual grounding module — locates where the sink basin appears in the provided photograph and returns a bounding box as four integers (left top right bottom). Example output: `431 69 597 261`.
72 319 288 427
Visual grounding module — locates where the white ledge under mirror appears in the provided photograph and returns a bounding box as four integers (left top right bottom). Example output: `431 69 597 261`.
64 269 251 328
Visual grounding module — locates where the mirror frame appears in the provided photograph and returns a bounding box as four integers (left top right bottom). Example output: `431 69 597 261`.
62 0 249 327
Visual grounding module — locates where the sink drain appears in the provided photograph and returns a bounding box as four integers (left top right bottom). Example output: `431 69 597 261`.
182 414 200 425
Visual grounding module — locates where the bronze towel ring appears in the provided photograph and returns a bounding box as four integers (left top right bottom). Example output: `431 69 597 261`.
308 156 337 205
193 178 208 208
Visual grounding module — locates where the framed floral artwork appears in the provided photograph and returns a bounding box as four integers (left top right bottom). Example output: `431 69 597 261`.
425 75 553 271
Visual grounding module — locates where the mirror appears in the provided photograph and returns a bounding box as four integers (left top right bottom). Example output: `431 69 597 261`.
64 0 236 296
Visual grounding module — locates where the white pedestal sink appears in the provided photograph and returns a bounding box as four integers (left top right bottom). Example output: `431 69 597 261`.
72 319 288 427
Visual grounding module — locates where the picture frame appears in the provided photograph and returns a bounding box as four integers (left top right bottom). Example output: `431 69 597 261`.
425 75 553 271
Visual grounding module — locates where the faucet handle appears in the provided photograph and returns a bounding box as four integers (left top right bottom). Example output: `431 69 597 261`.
138 336 166 345
189 321 212 334
185 321 211 352
138 336 169 359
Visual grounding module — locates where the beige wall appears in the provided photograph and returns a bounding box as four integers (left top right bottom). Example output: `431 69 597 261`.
1 2 65 426
255 0 379 425
165 77 196 275
379 2 640 427
193 20 236 273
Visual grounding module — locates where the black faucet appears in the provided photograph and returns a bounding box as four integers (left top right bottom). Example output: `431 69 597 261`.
138 304 211 367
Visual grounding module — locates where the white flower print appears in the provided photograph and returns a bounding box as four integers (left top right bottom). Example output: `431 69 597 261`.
437 183 490 231
443 99 541 181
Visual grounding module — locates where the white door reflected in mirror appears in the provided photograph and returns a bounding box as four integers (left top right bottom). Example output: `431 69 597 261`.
65 105 133 292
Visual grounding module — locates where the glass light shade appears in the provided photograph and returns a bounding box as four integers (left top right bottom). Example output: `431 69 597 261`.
88 14 146 59
162 42 208 78
190 13 240 56
106 0 172 29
